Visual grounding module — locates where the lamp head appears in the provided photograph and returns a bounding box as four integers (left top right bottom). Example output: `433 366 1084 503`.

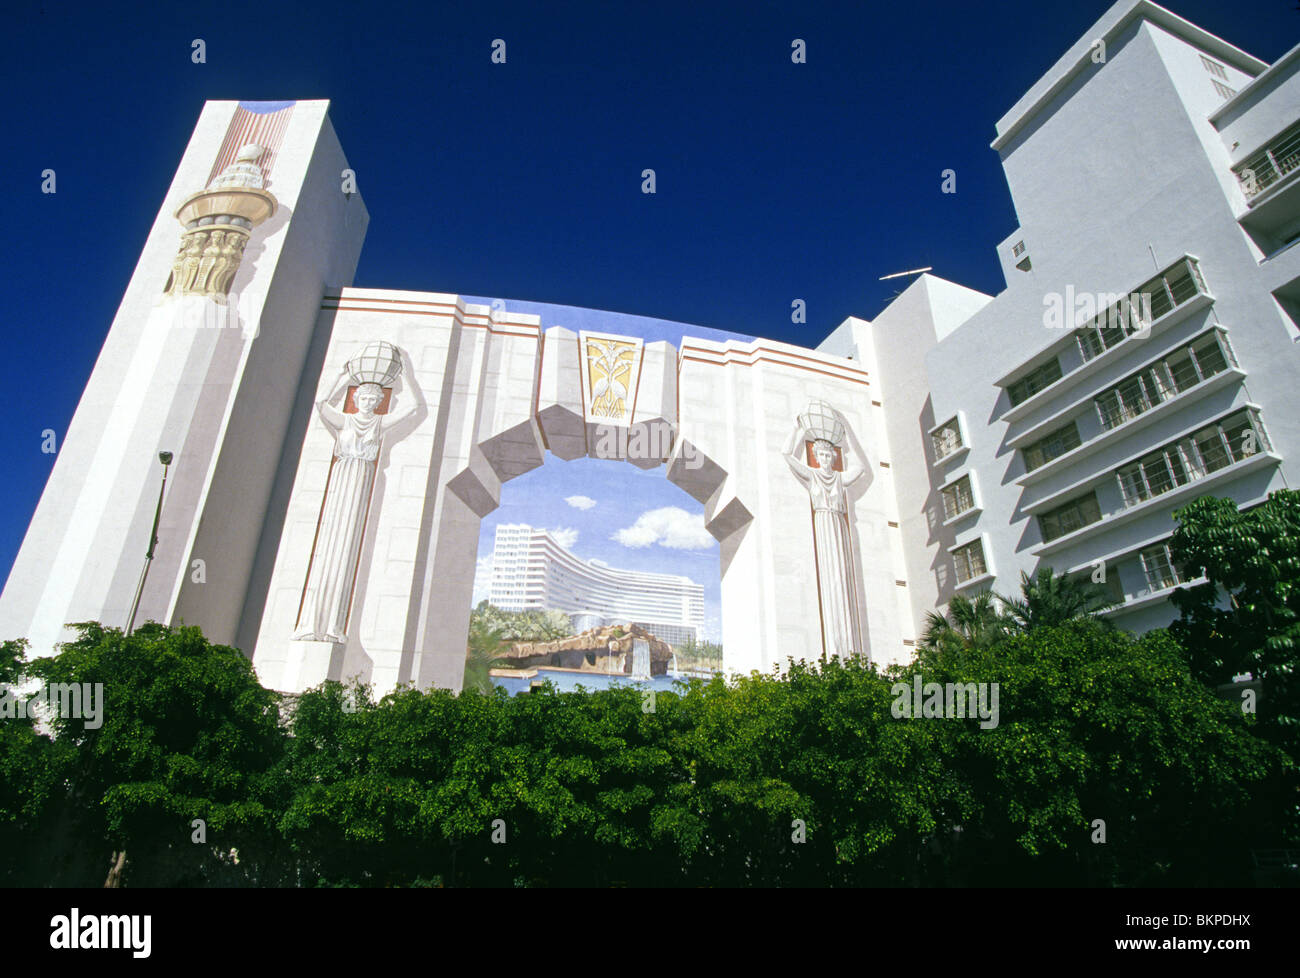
159 451 174 466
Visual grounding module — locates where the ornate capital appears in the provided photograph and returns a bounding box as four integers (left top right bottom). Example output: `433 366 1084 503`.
163 145 277 301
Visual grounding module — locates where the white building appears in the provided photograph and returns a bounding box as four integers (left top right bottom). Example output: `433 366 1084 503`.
1 1 1296 695
819 0 1300 637
488 524 705 647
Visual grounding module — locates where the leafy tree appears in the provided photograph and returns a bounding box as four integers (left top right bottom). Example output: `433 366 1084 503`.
999 567 1116 631
0 639 67 885
921 590 1011 652
1168 490 1300 768
3 609 1287 886
908 620 1287 885
24 622 288 886
279 677 699 887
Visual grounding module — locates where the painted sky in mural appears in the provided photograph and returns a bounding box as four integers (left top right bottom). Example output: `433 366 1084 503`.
465 297 756 643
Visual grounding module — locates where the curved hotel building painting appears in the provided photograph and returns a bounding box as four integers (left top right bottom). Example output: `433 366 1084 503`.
488 524 705 648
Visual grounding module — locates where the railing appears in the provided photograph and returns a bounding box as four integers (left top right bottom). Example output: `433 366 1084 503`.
941 477 975 521
953 541 987 584
1139 542 1185 593
1236 124 1300 199
1095 330 1235 431
1075 259 1207 364
1115 409 1270 508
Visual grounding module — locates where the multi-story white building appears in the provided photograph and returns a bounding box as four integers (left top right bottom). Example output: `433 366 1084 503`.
820 0 1300 636
1 1 1296 695
488 524 705 647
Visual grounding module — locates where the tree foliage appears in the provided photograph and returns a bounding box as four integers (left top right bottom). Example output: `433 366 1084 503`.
468 601 573 643
921 590 1011 652
1167 489 1300 834
23 622 287 886
5 500 1296 886
907 620 1284 884
999 567 1117 631
1 615 1284 886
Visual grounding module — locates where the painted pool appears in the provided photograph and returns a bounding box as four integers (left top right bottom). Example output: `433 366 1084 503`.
490 668 716 696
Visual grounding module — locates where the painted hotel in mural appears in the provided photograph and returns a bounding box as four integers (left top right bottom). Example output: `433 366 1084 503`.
1 1 1297 695
488 523 706 648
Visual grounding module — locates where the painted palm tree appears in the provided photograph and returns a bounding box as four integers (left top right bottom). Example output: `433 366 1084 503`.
999 568 1117 631
920 591 1012 652
464 619 511 694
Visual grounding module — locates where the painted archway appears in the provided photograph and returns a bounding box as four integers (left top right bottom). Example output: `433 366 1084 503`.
250 291 913 697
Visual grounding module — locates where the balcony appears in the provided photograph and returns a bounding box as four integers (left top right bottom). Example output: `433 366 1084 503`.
1235 122 1300 204
1024 404 1272 516
1115 408 1271 508
1235 122 1300 257
1015 329 1244 488
1102 576 1207 617
1032 446 1281 558
1016 364 1245 489
998 258 1213 425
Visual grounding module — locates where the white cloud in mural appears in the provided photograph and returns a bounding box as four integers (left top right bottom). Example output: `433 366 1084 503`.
613 507 714 551
548 527 579 550
471 554 493 605
565 494 597 511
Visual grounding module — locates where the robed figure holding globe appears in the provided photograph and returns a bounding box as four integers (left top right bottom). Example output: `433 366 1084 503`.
295 342 418 643
783 401 867 659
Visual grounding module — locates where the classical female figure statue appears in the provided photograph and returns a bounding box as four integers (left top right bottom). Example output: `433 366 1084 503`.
783 401 867 658
294 343 419 643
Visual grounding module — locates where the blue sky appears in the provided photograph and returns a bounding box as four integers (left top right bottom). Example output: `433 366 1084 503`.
2 0 1295 605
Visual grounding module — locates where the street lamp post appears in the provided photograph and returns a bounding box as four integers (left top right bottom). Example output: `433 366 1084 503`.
125 451 173 636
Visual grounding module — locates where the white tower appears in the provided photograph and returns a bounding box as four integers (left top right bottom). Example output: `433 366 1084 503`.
0 100 368 656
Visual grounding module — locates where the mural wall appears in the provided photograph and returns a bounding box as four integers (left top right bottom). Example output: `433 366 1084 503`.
250 292 915 696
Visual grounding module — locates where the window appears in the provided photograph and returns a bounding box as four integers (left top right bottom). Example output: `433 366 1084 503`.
1139 542 1185 593
1023 421 1081 471
1199 55 1228 81
1094 331 1235 430
1116 409 1271 507
953 539 987 584
1168 331 1232 391
941 475 976 521
1117 444 1193 505
1007 359 1063 406
1038 492 1102 543
931 417 965 461
1012 241 1026 257
1075 294 1150 362
1075 259 1208 363
1067 568 1123 606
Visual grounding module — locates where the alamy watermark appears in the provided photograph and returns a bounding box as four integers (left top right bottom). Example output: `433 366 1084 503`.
0 682 104 730
891 675 1000 729
591 421 703 470
165 289 262 340
50 908 150 958
1042 287 1152 339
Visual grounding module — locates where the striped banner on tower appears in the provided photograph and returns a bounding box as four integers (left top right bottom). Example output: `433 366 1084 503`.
206 102 297 189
